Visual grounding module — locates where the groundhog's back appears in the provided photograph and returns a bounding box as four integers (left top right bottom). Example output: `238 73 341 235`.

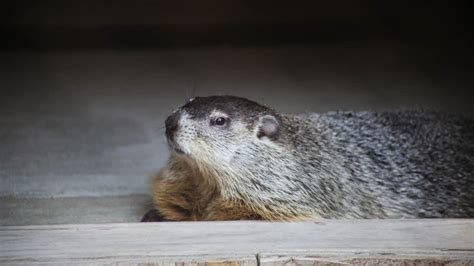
311 110 474 217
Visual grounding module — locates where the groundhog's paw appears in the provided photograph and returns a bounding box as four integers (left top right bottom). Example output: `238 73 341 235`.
140 209 169 222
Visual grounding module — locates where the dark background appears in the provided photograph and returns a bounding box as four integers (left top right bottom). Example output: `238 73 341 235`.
0 1 473 225
2 1 473 51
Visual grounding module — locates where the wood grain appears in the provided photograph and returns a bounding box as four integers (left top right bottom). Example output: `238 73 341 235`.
0 219 473 265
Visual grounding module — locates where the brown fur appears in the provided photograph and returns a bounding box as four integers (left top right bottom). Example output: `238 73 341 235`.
151 153 261 221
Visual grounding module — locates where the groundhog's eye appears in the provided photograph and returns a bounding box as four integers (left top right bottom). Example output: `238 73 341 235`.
214 117 227 126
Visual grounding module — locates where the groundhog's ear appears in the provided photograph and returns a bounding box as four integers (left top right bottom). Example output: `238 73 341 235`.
257 115 280 141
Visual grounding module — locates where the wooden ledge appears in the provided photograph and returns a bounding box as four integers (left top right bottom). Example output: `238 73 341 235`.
0 219 473 265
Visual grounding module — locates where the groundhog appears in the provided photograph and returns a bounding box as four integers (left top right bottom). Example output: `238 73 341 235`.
141 96 474 221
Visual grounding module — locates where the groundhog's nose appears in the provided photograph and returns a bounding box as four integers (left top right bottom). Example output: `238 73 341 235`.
165 110 181 141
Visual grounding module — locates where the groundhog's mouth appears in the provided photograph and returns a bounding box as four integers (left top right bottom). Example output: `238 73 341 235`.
173 146 185 154
166 139 185 154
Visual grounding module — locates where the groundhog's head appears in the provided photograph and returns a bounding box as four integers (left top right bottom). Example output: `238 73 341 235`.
165 96 282 164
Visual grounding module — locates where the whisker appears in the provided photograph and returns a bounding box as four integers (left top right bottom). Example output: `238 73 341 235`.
191 80 197 98
185 79 198 100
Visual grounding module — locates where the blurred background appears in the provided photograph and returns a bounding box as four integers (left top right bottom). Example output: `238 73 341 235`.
1 1 473 225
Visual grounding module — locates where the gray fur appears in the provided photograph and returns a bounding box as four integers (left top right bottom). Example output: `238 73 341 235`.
294 110 474 218
169 96 474 219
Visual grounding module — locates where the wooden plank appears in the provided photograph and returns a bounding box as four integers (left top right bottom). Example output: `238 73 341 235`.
260 256 474 265
0 220 473 265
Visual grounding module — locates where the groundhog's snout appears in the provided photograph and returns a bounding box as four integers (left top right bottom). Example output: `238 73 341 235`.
165 111 181 142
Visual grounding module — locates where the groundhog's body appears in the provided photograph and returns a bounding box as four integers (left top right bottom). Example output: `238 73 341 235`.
145 96 474 221
291 110 474 218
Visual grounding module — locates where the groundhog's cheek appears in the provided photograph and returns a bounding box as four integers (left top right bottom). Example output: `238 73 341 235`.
173 130 196 154
186 142 215 163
